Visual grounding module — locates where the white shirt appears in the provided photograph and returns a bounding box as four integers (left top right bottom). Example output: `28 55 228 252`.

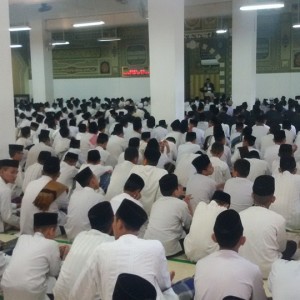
1 232 61 300
110 192 143 214
224 177 253 212
192 127 205 147
22 163 43 193
65 187 104 241
94 146 113 166
144 196 192 256
106 135 127 163
0 177 20 232
194 250 267 300
209 156 231 184
184 201 226 262
70 234 175 300
186 173 216 211
264 144 280 169
239 206 287 279
268 259 300 300
129 165 168 215
260 134 275 156
174 153 198 187
105 160 136 200
246 158 270 182
208 144 232 170
252 125 269 148
271 171 300 230
177 142 201 162
57 161 78 192
53 230 114 300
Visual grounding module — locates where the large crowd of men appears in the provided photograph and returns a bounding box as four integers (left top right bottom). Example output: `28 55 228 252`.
0 95 299 299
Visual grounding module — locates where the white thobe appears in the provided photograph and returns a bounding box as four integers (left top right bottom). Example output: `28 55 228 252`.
209 156 231 184
151 126 168 142
268 259 300 300
65 187 104 241
186 173 216 211
271 171 300 230
224 177 253 212
57 161 78 192
239 206 287 279
0 177 20 232
246 158 270 182
144 196 192 256
69 234 176 300
1 232 61 300
53 230 114 300
22 163 43 193
106 135 127 164
194 250 267 300
177 142 201 162
129 165 168 215
174 153 198 187
184 201 226 262
260 134 275 156
263 144 280 169
105 161 136 200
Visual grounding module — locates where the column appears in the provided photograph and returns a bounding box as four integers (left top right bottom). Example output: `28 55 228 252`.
232 0 257 107
0 0 17 158
30 18 54 103
148 0 185 124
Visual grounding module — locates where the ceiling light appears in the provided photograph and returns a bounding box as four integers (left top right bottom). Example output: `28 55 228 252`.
73 21 105 28
10 44 23 48
51 41 70 46
97 38 121 42
216 29 228 34
293 0 300 29
293 24 300 28
9 26 31 32
240 2 284 11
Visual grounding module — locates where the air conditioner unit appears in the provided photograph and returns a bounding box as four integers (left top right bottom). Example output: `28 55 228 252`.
201 59 219 65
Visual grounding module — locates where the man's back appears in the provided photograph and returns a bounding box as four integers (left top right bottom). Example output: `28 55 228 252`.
54 230 114 300
194 250 266 300
70 234 171 300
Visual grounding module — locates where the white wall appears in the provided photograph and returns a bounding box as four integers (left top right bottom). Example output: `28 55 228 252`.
256 73 300 100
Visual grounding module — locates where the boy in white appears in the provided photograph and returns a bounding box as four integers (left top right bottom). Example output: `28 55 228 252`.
194 210 266 300
224 159 253 212
184 190 230 262
144 174 192 256
1 212 69 300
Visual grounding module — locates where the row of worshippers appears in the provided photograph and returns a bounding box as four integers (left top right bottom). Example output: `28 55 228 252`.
0 152 299 299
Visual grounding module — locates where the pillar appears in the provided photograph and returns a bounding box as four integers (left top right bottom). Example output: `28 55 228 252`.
232 0 257 107
30 18 54 103
0 0 17 158
148 0 185 124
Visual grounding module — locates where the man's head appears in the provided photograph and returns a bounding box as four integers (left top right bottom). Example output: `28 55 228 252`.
144 148 161 166
192 154 214 176
43 156 60 179
243 135 256 147
252 175 275 208
87 150 101 165
0 159 19 184
213 210 244 250
75 167 99 190
114 199 148 239
20 126 31 138
128 137 140 149
97 133 109 147
123 173 145 200
211 190 230 208
124 147 139 164
186 132 196 143
9 144 24 161
279 156 296 174
232 159 250 178
33 212 58 239
159 174 179 197
38 129 50 145
278 144 293 158
112 124 124 136
210 142 224 158
88 202 114 235
64 152 78 166
37 151 51 165
273 130 286 144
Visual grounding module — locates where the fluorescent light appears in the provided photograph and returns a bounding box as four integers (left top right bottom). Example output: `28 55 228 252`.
73 21 105 28
216 29 227 34
293 24 300 28
51 41 70 46
9 26 31 32
97 38 121 42
10 44 23 48
240 2 284 11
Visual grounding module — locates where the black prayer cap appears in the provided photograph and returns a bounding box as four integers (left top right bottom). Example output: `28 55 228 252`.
65 152 79 161
170 119 181 131
9 144 24 152
244 134 256 145
116 199 148 230
70 139 80 148
36 114 45 123
212 190 231 205
214 209 243 246
159 174 178 195
39 129 50 139
186 131 196 142
192 154 210 172
34 212 58 227
113 273 157 300
87 150 101 162
43 156 60 175
253 175 275 196
38 151 52 163
88 201 114 229
0 159 19 168
141 132 151 140
75 167 93 187
158 120 167 128
125 173 145 191
128 137 140 148
113 124 123 135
